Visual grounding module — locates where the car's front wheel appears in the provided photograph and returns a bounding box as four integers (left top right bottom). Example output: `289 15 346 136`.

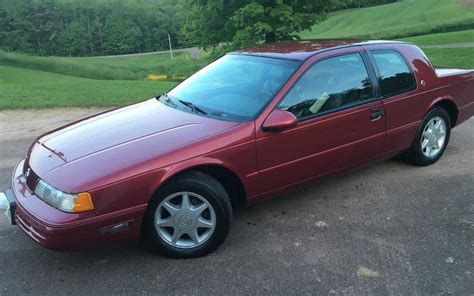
402 106 451 166
143 172 232 258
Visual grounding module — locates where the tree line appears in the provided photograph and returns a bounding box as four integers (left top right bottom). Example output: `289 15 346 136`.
0 0 397 57
0 0 183 56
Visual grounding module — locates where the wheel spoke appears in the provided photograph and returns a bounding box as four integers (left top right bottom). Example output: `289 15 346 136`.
181 192 191 210
421 138 429 148
156 218 173 227
162 201 179 216
187 230 200 244
191 203 208 216
437 137 445 148
425 146 431 156
437 122 446 136
197 217 213 229
423 127 433 137
429 120 436 130
171 229 183 243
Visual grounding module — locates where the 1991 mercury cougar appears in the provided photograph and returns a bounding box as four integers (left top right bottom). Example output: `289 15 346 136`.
1 40 473 258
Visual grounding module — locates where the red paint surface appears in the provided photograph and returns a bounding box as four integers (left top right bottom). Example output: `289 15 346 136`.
9 41 474 250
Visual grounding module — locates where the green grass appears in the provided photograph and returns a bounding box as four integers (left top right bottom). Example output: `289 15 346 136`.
400 29 474 46
395 30 474 68
422 47 474 68
2 0 473 110
397 30 474 68
0 50 209 81
0 65 177 109
300 0 474 39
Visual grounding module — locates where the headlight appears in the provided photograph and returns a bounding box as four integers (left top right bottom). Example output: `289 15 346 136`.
34 179 94 213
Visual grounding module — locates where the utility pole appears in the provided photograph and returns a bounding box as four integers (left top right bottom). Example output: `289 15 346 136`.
168 34 173 59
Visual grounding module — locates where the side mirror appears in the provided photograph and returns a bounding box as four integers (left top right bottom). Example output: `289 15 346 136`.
262 109 298 131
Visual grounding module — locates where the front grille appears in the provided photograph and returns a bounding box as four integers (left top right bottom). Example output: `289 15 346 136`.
24 164 39 192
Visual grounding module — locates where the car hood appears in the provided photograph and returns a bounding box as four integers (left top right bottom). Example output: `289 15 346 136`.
38 99 238 163
28 99 240 191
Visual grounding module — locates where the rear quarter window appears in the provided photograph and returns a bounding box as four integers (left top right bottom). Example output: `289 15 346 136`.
370 50 416 97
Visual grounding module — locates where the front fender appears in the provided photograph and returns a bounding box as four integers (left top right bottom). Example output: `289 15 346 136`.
147 157 248 200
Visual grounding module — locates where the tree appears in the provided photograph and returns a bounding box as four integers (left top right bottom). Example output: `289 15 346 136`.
23 0 62 56
55 21 89 56
182 0 344 48
0 0 396 56
0 0 184 56
103 15 143 54
0 1 34 53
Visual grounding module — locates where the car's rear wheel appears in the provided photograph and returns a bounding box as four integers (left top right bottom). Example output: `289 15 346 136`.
402 106 451 166
143 171 232 258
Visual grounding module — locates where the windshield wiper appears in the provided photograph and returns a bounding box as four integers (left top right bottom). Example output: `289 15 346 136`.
157 93 176 107
178 99 207 115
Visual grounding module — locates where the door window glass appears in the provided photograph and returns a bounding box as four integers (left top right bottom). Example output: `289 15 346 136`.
279 53 373 119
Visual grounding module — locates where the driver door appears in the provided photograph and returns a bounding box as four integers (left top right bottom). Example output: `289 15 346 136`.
256 50 386 194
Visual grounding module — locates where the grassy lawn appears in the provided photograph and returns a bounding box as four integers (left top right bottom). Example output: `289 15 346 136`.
0 51 209 81
300 0 474 39
1 0 473 110
394 30 474 68
397 30 474 68
400 29 474 46
0 65 177 109
422 48 474 68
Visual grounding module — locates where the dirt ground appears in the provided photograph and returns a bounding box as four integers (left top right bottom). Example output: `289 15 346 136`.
0 108 473 295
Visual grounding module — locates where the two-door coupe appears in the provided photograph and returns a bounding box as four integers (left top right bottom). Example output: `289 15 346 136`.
1 40 473 258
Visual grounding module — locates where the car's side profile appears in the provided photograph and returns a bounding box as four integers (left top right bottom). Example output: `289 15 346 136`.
2 40 473 258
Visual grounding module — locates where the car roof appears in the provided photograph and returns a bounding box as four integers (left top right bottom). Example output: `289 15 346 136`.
232 39 409 61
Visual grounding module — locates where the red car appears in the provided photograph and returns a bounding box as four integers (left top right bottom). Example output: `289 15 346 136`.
2 40 473 258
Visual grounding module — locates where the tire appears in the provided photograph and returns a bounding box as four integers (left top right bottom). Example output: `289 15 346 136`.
142 171 232 258
402 106 451 166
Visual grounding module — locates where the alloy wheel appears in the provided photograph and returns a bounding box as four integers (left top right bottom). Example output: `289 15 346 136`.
421 116 447 158
154 192 216 249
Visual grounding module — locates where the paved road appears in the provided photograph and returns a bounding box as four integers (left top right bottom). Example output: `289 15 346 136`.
0 109 473 295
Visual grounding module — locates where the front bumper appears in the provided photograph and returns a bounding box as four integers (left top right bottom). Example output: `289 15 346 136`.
4 160 147 250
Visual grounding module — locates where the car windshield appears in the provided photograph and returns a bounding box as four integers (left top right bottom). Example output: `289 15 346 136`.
164 54 300 122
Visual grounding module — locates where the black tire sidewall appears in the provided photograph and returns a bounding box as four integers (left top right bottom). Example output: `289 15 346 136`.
411 107 451 166
143 172 232 258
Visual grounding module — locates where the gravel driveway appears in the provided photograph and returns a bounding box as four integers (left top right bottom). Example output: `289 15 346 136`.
0 109 473 295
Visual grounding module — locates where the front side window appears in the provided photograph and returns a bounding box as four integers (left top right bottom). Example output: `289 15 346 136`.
279 53 374 119
166 54 299 122
370 50 416 97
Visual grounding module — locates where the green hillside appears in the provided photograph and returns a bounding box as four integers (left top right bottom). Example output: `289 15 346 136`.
400 29 474 46
0 51 208 81
2 0 473 110
300 0 474 39
399 30 474 68
422 47 474 69
0 65 177 109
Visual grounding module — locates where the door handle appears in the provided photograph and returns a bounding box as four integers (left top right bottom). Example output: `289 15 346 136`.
370 108 385 121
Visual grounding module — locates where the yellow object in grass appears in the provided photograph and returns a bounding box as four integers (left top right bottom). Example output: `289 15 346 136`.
146 74 168 81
